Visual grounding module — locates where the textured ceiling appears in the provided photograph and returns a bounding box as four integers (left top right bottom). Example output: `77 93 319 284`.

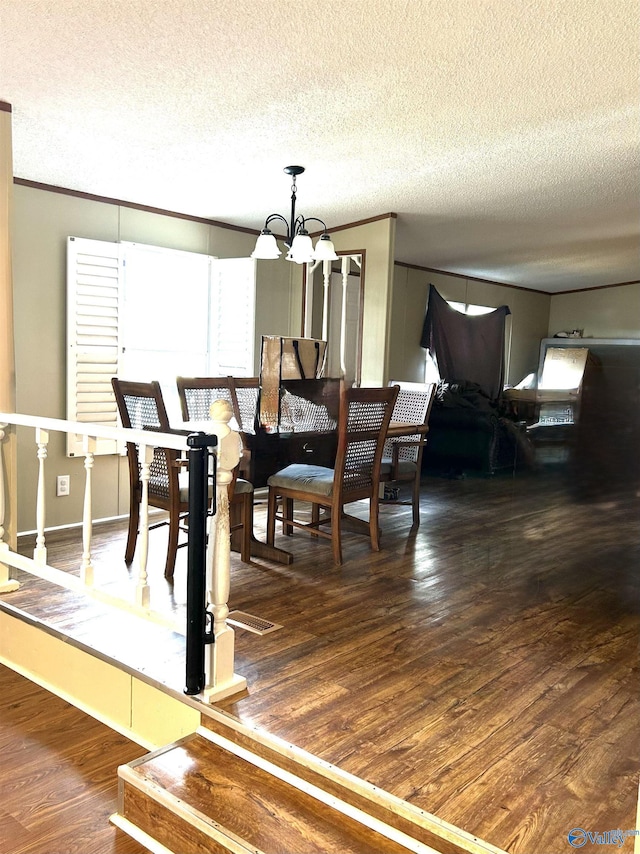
1 0 639 293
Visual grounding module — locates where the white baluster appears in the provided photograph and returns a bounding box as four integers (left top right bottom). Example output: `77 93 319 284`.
0 423 19 592
304 260 320 339
80 436 96 586
135 444 153 608
322 258 331 343
203 400 246 701
33 427 49 565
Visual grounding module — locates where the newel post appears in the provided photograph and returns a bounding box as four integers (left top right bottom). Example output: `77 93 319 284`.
202 399 247 702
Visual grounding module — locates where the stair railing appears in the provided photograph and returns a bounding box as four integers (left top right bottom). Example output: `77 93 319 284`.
0 406 246 701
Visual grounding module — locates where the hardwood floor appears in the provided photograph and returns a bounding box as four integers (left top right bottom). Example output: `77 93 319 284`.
0 664 147 854
5 460 640 854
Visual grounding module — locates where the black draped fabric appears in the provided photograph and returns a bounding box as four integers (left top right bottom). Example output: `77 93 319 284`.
420 285 511 401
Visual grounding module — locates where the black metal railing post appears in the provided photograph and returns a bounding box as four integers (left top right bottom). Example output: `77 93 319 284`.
184 432 217 696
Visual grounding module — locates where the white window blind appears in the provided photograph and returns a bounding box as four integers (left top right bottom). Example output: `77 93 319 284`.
66 236 123 456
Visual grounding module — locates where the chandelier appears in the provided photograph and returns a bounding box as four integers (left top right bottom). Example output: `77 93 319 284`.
251 166 338 264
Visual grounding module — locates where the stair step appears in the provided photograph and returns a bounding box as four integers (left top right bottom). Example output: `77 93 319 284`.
199 711 505 854
113 711 506 854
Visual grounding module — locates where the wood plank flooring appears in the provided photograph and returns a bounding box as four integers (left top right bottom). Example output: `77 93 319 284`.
0 664 147 854
4 462 640 854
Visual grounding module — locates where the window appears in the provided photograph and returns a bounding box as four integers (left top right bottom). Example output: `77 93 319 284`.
446 300 495 316
66 237 255 454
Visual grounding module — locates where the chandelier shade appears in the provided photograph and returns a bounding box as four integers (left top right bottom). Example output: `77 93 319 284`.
286 231 314 264
252 230 282 259
251 166 338 264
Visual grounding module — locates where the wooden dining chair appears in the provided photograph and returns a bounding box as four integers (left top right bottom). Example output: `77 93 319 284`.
379 380 437 528
176 376 258 480
111 378 190 580
176 376 255 562
266 384 399 566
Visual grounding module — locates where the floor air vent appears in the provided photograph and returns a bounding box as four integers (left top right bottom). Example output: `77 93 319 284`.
227 611 283 635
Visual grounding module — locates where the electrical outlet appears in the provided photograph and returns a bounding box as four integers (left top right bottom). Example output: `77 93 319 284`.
56 475 70 497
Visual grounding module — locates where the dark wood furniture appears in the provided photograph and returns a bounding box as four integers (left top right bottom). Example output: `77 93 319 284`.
266 384 399 565
379 381 437 528
176 376 259 480
176 375 293 565
176 376 256 564
248 378 342 487
111 378 189 580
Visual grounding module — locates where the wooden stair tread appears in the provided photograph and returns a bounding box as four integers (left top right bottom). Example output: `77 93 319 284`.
116 715 506 854
199 714 504 854
120 729 421 854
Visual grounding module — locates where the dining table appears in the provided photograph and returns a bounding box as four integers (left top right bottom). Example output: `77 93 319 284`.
181 418 294 565
183 382 429 566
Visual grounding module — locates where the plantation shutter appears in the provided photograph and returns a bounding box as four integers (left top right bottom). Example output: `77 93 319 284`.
209 257 256 377
66 236 122 456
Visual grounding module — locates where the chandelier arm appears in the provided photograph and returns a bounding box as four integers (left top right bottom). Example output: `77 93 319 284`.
300 216 330 234
292 214 307 236
264 213 291 235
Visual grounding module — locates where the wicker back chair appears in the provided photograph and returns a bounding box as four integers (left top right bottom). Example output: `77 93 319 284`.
176 376 256 562
111 378 189 580
176 376 258 480
266 384 399 565
379 381 437 528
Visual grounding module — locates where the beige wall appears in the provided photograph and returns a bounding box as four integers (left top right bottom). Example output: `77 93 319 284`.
11 184 296 530
389 266 551 386
11 186 395 531
14 179 636 531
548 283 640 339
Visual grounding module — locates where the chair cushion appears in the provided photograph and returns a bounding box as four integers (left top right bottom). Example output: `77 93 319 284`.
380 458 418 477
178 471 250 503
268 464 335 497
234 478 254 495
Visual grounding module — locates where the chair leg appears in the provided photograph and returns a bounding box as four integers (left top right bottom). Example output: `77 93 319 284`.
125 498 139 565
283 497 294 536
266 489 278 545
311 503 320 537
411 475 421 528
229 499 242 554
164 511 180 580
331 518 343 566
240 493 253 563
369 494 381 552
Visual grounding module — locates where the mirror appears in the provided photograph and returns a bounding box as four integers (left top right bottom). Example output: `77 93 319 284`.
303 253 364 385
